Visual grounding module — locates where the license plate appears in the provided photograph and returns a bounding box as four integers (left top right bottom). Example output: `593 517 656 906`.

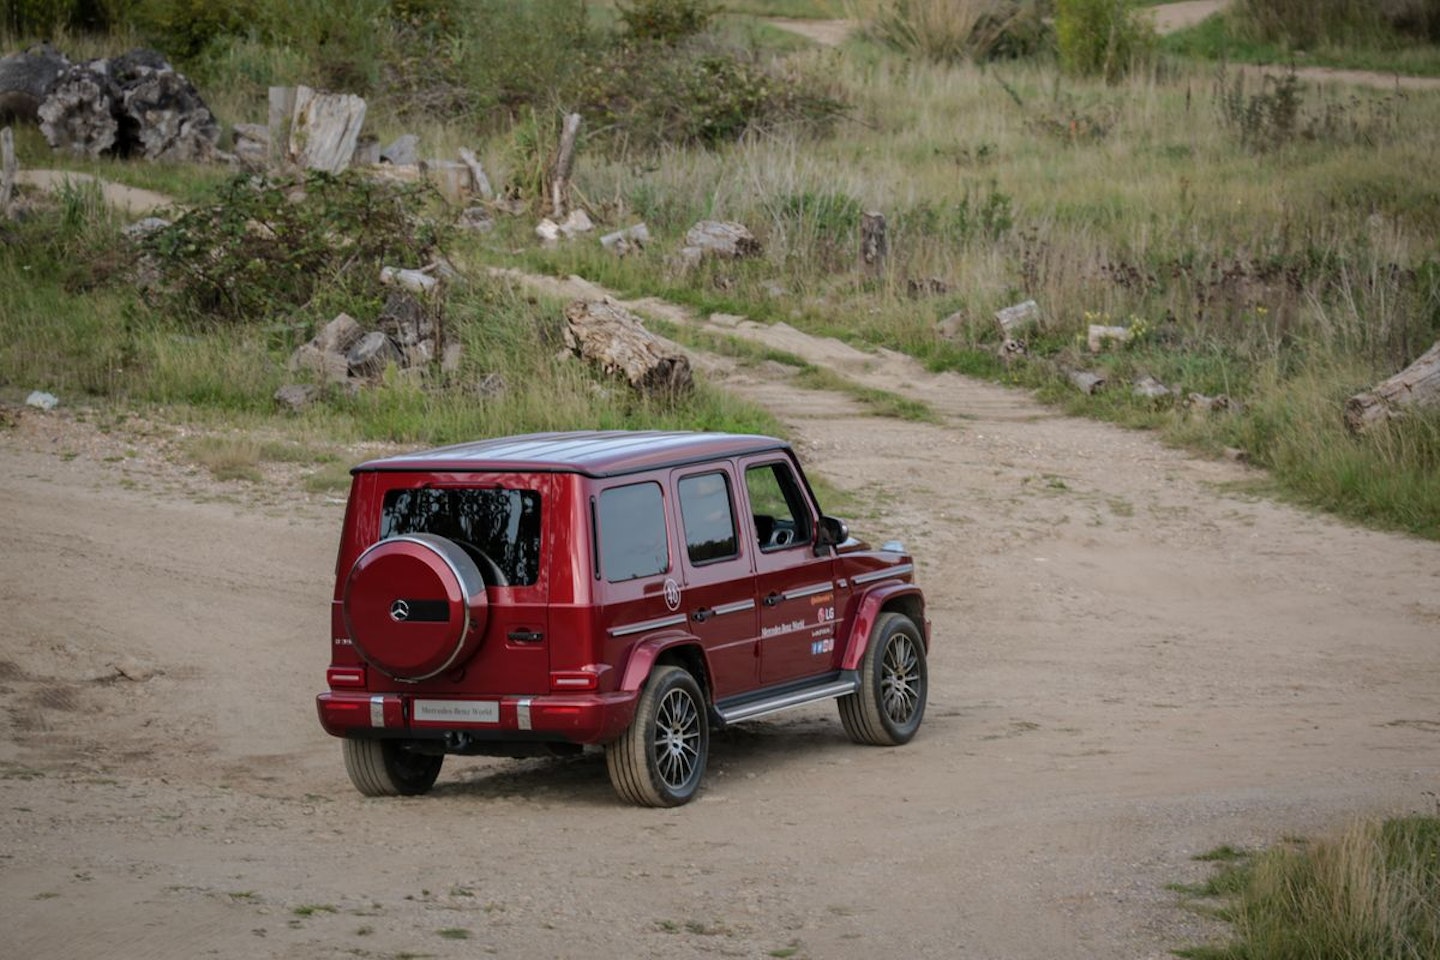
412 699 499 724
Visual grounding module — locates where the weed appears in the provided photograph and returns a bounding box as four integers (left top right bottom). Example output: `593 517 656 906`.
436 928 471 940
293 904 338 917
1056 0 1156 82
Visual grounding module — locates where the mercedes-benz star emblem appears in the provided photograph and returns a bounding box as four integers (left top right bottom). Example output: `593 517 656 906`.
389 599 410 622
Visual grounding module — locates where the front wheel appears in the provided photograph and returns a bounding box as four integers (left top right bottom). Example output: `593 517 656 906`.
839 612 927 746
342 738 444 797
606 665 709 807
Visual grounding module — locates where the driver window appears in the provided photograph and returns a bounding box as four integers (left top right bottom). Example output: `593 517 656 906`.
745 461 812 551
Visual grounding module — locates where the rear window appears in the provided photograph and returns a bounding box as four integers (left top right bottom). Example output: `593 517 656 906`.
381 487 541 586
597 482 669 582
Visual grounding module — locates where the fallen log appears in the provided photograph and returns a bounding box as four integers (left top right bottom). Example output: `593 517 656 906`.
563 298 692 399
1345 339 1440 433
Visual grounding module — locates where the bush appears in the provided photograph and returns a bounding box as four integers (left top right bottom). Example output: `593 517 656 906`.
1055 0 1154 82
616 0 714 44
865 0 1052 64
141 171 445 325
1233 0 1389 49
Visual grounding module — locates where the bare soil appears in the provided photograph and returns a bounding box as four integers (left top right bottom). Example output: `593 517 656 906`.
3 272 1438 960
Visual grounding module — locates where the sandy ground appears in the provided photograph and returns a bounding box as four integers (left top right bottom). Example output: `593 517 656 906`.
3 270 1438 959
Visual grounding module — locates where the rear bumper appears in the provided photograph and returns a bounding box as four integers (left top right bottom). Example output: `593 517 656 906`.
316 690 638 745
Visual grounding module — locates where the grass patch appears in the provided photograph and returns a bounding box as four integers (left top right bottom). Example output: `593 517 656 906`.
1175 818 1440 959
435 927 471 940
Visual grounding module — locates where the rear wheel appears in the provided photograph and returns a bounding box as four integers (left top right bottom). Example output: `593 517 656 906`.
606 665 708 807
839 612 927 746
342 739 444 797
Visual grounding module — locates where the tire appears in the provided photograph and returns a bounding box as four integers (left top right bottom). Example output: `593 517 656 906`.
342 738 444 797
839 612 927 746
605 665 709 807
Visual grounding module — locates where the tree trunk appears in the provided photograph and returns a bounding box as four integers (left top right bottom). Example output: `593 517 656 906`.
1345 339 1440 433
550 112 582 219
458 147 493 200
563 298 693 399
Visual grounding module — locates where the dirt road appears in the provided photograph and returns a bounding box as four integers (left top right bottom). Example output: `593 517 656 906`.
3 278 1437 959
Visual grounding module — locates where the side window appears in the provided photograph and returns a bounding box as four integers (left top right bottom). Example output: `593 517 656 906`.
597 482 669 582
678 471 738 565
745 461 813 551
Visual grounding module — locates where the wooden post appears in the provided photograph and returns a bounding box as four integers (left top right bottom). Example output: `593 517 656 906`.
458 147 494 200
550 112 582 220
267 86 296 169
860 211 887 278
1 126 16 219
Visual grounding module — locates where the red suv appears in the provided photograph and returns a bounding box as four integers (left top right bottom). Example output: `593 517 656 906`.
317 431 929 806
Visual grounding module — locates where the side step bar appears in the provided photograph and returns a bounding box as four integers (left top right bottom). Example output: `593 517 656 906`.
716 672 860 725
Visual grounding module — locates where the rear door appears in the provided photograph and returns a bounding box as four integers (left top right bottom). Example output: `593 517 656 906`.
669 465 758 699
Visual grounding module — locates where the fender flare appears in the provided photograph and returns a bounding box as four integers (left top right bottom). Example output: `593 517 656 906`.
839 582 927 671
618 631 712 694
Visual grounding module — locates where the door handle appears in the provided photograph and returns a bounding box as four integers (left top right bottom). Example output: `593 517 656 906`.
507 629 544 643
763 591 782 607
691 607 712 623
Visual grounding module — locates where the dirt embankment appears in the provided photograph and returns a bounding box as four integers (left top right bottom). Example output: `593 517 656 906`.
3 271 1438 960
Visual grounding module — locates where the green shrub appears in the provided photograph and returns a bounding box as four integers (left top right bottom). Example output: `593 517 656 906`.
1 0 123 36
616 0 715 44
1055 0 1154 82
141 171 445 326
865 0 1051 64
128 0 252 59
1233 0 1389 49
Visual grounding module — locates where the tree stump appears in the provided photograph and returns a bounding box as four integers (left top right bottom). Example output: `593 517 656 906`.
860 211 887 278
563 298 693 399
1345 339 1440 433
289 86 367 173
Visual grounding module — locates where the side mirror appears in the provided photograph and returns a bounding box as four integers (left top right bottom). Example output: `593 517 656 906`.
815 515 848 554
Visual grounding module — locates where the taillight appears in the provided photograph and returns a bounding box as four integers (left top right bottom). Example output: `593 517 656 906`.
549 670 598 691
327 665 367 688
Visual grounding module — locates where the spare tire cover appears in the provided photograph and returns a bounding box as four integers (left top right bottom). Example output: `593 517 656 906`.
343 534 489 681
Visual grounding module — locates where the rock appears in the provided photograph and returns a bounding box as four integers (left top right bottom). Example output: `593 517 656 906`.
0 44 70 122
381 134 419 165
314 313 362 355
379 265 438 295
377 292 431 347
346 331 402 379
287 343 350 383
1186 392 1231 414
560 208 594 237
1088 324 1131 353
441 342 464 374
351 134 380 166
995 300 1039 337
25 390 58 410
232 123 269 170
1068 370 1106 394
601 222 650 255
38 49 220 161
937 310 966 341
683 220 760 259
535 218 562 243
122 217 171 240
457 206 493 232
1131 376 1171 400
274 383 319 410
